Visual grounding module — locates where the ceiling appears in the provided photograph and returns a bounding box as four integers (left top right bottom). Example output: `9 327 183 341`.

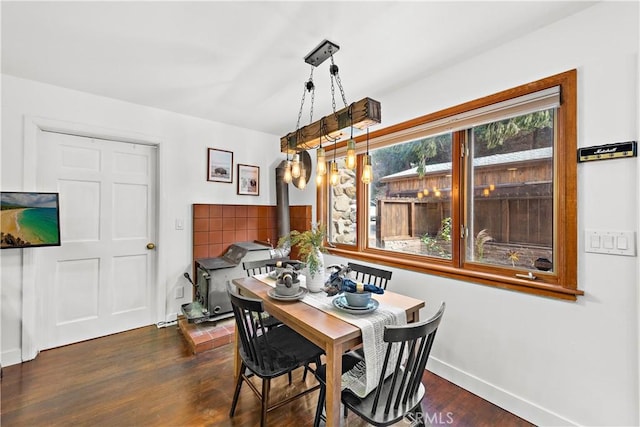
1 1 596 138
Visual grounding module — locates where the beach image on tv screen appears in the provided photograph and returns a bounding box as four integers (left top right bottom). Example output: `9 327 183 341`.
1 192 61 248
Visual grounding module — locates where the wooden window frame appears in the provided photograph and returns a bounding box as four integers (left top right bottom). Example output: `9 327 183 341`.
319 70 581 300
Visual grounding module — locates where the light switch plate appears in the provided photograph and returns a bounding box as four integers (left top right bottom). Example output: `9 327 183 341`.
175 286 184 299
585 230 636 256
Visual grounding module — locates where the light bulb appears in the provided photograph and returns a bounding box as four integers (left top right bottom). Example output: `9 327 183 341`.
417 192 424 199
298 172 307 189
316 147 326 176
330 162 340 186
361 154 372 184
291 153 301 178
283 160 292 183
423 189 429 196
345 139 356 169
316 173 323 186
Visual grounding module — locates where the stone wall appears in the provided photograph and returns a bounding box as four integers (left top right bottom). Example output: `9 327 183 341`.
329 167 357 244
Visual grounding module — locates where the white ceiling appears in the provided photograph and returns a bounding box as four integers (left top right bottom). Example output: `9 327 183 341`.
1 1 596 137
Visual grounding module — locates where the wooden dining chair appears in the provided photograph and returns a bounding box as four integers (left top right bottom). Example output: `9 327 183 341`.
347 262 393 290
313 302 446 427
228 291 324 427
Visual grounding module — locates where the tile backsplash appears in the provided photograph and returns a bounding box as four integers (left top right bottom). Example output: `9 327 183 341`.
192 203 311 260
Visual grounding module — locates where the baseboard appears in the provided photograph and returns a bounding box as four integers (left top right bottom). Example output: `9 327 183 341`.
1 347 23 367
428 356 577 426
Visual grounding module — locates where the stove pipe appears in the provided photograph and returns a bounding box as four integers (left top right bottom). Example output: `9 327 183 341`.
272 161 291 258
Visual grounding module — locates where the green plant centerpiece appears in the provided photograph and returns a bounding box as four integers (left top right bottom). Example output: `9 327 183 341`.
278 223 328 292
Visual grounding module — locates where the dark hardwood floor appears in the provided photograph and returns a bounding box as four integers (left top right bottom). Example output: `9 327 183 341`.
1 325 533 426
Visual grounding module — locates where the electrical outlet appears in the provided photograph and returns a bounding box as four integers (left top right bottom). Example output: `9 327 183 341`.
175 286 184 299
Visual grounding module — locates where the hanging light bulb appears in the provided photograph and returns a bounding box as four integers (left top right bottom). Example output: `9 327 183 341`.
298 167 307 189
361 154 372 184
361 128 373 184
291 153 301 178
345 107 356 170
316 173 323 186
316 146 326 176
330 161 340 186
417 191 424 199
345 138 356 169
283 160 292 183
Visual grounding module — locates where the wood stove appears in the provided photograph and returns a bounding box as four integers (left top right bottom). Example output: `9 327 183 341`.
182 241 272 323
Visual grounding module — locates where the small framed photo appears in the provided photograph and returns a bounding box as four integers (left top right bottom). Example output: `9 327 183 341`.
237 164 260 196
207 148 233 183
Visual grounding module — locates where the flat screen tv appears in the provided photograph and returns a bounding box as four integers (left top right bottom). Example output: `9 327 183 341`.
1 192 61 249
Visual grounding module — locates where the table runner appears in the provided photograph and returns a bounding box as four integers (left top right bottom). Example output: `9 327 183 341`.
252 273 406 398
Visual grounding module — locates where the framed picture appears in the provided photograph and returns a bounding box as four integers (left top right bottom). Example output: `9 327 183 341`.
207 148 233 183
237 164 260 196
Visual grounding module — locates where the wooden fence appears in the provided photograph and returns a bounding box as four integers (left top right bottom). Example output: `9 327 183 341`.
375 195 552 246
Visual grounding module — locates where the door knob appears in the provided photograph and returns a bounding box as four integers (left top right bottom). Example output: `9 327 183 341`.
146 243 156 250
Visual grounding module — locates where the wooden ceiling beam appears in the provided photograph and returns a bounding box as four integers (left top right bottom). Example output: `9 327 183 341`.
280 97 381 153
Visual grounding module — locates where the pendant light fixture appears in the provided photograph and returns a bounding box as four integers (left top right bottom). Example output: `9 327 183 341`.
280 40 381 189
345 105 356 169
345 139 356 169
330 133 340 186
330 160 340 186
291 153 301 179
361 128 373 185
316 146 326 187
281 40 381 153
298 166 307 189
316 146 326 175
316 119 327 183
283 156 293 184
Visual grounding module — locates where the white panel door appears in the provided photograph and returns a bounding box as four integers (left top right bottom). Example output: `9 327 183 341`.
36 131 157 349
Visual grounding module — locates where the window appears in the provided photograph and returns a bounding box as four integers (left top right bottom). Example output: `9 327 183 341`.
321 70 580 300
465 110 554 271
370 133 453 260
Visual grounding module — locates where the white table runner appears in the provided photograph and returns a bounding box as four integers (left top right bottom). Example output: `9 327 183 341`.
252 273 406 397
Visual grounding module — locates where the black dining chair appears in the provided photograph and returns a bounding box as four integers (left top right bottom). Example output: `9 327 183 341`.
242 258 289 329
242 257 290 276
347 262 393 290
313 302 446 427
242 257 314 383
228 290 324 427
345 262 394 360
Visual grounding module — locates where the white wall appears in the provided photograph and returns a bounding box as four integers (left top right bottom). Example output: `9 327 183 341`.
328 3 639 427
1 2 638 426
1 75 284 365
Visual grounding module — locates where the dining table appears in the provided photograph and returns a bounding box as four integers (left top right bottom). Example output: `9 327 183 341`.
232 275 425 427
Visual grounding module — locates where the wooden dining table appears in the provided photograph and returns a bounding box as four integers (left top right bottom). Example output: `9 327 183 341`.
232 276 425 427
